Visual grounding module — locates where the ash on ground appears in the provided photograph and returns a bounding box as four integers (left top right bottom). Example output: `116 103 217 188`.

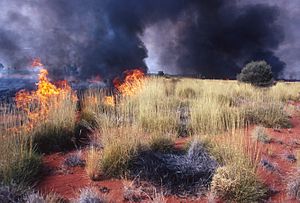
129 141 218 195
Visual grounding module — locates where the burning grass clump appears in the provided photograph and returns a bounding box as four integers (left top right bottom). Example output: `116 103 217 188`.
287 169 300 200
28 92 78 154
128 141 218 195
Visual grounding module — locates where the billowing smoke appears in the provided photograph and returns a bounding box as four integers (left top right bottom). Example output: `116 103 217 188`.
143 0 286 78
0 0 297 81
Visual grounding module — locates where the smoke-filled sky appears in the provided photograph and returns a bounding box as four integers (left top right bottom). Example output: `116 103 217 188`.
0 0 299 80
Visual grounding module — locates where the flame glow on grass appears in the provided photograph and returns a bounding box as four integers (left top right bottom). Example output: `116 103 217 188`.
15 58 77 130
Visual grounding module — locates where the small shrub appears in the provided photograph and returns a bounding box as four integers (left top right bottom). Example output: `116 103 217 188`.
252 126 271 144
86 147 102 181
237 61 274 87
211 165 267 203
77 187 106 203
287 169 300 200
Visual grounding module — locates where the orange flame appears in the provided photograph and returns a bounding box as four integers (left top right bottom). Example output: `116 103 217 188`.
104 96 115 106
15 59 76 130
113 69 145 96
104 69 145 106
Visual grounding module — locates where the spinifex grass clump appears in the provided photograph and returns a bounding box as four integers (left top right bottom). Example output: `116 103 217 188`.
243 101 291 128
30 93 78 153
86 147 102 181
100 126 145 177
203 132 267 202
211 165 267 203
0 104 42 186
128 141 218 195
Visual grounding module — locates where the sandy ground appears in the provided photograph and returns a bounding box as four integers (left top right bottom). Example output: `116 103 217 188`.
38 108 300 202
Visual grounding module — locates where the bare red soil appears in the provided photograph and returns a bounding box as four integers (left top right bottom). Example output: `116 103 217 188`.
257 113 300 203
38 150 208 202
38 108 300 202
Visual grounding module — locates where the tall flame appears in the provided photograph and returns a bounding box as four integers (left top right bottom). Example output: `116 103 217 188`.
15 58 76 129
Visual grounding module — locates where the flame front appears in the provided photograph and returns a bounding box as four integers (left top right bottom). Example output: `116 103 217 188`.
15 59 76 130
104 69 145 106
113 69 145 96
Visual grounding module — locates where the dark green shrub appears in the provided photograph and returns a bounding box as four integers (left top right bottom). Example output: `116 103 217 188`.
237 61 274 87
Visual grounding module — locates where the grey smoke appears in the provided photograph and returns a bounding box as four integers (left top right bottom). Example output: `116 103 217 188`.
0 0 299 80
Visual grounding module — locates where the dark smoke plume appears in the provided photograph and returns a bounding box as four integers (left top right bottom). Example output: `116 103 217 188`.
0 0 290 80
144 1 286 78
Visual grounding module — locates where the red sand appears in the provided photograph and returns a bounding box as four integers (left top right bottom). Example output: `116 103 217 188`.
38 109 300 202
257 114 300 203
